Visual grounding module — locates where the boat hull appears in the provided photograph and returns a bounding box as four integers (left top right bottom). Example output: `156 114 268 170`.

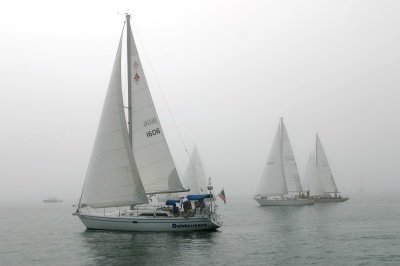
314 197 349 203
77 213 221 232
254 198 314 206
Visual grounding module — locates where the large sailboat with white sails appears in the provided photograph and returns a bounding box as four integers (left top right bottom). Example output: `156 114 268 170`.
303 134 349 203
254 118 314 206
74 14 222 231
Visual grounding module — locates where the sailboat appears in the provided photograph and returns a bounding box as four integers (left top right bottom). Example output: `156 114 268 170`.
254 118 314 206
183 145 208 195
303 134 349 202
74 14 222 231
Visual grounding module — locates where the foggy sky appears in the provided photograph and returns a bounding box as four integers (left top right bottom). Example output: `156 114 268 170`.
1 0 399 202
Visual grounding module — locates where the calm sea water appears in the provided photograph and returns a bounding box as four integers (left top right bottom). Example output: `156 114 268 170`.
1 193 399 265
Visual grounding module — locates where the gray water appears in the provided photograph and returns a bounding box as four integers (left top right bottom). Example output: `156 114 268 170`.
1 193 399 265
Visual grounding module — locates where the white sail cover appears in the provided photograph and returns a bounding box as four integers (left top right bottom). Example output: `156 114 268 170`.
281 120 303 192
80 37 148 208
303 153 325 196
256 125 288 196
183 145 208 194
316 135 339 193
127 26 185 194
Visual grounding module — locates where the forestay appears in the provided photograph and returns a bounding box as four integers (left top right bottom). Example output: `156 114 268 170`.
80 36 148 208
127 26 185 194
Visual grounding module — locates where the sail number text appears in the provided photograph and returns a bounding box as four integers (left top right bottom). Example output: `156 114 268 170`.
143 117 158 127
146 128 161 138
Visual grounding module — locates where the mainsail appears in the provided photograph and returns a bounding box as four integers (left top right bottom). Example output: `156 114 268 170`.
303 153 325 196
184 145 208 194
256 124 288 196
127 20 185 194
316 134 338 193
256 118 304 197
281 120 303 193
80 34 148 208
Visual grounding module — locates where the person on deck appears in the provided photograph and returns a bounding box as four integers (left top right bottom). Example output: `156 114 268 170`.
172 204 180 216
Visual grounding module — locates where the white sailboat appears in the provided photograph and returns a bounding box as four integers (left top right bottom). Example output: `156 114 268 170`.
74 14 222 231
303 134 349 203
183 145 208 195
254 118 314 206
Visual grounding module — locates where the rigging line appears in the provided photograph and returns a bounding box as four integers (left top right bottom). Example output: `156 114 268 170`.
130 21 191 163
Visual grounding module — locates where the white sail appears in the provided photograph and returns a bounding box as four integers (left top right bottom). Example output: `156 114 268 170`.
256 124 288 196
76 15 222 232
127 26 185 194
183 145 208 194
80 37 148 208
303 153 325 196
316 134 339 193
281 120 303 193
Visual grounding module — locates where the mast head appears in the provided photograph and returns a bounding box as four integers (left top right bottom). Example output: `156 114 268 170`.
118 9 133 21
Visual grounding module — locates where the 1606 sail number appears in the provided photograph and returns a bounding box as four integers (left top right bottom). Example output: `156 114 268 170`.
146 128 161 138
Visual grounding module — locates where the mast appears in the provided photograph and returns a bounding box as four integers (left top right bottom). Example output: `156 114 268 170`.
279 117 287 195
126 13 133 145
315 133 318 166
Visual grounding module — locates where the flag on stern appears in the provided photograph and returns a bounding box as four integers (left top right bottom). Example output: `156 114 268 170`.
218 188 226 204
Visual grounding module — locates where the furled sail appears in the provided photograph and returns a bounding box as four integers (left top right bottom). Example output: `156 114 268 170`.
80 36 148 208
127 24 185 194
183 145 208 194
316 134 339 193
256 125 288 196
281 120 303 193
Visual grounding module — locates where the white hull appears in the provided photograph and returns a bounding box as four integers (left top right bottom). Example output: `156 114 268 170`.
314 197 349 203
254 197 314 206
77 213 221 232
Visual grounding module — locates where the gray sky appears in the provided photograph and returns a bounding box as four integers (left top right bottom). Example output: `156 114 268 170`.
1 0 399 202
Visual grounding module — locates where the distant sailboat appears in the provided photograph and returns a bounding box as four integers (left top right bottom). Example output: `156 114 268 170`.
183 145 208 195
303 134 349 202
254 118 314 206
156 145 208 202
43 196 62 203
74 14 222 231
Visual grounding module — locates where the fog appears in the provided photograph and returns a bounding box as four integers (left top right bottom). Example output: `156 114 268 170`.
1 0 399 203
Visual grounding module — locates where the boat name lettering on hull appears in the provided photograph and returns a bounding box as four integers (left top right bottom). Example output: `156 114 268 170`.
172 223 208 229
